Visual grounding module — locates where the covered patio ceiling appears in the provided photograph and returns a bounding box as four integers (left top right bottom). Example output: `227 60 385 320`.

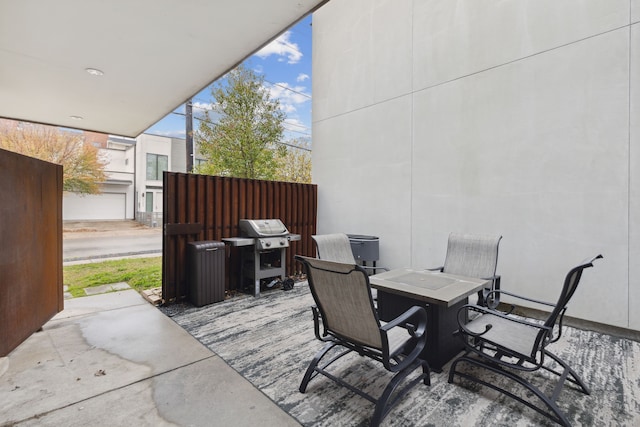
0 0 327 138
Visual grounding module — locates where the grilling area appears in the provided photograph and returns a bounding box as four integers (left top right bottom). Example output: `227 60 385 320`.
222 219 301 297
161 173 317 305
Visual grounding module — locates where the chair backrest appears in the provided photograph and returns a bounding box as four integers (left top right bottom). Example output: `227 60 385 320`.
296 255 382 349
442 233 502 279
544 254 603 331
312 233 357 264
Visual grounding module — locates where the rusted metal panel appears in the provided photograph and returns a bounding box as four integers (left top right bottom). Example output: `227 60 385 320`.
162 173 317 303
0 148 63 357
164 223 204 235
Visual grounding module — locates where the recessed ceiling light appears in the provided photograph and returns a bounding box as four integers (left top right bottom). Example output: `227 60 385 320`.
70 115 83 120
85 68 104 76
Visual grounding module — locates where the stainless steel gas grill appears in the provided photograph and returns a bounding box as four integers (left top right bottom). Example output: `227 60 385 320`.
222 219 300 297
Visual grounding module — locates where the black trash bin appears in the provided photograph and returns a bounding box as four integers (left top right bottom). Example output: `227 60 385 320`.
347 234 379 263
187 241 225 306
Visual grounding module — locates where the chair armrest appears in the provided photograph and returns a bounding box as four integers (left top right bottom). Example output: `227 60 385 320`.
481 274 500 283
486 289 556 308
457 304 551 337
381 306 428 371
380 305 427 336
360 265 390 272
479 275 501 308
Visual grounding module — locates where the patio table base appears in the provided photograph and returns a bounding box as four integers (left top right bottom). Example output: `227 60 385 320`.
377 291 466 372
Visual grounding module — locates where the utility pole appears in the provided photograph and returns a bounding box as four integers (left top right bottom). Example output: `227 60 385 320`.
186 98 194 173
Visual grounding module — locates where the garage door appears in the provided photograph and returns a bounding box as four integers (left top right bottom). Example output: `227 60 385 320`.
63 192 126 220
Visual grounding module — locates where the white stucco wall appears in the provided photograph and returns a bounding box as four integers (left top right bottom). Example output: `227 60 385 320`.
135 134 174 213
313 0 639 329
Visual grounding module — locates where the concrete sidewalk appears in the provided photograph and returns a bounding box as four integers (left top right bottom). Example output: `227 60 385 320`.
0 290 300 427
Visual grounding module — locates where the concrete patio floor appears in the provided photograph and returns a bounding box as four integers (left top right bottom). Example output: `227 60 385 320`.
0 289 300 427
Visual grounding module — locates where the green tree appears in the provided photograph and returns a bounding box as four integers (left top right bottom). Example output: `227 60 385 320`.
275 138 312 183
0 119 107 194
195 65 286 179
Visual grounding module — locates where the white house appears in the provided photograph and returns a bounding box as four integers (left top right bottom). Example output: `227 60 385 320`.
134 133 193 226
63 133 196 224
63 135 136 221
312 1 639 330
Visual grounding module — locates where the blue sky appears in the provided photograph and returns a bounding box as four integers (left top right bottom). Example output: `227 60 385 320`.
144 15 312 143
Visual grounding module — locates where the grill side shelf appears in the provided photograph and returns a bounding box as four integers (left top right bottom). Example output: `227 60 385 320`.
221 237 255 247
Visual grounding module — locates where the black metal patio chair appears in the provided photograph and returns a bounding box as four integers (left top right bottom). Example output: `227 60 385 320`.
429 232 502 307
448 254 603 426
295 255 430 427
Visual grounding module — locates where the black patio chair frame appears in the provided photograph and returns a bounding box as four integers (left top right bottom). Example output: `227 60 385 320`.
448 254 603 426
296 255 431 427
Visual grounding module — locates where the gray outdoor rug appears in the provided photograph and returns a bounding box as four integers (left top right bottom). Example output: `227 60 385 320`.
165 283 640 426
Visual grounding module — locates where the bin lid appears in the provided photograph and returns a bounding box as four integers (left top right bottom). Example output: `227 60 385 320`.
188 240 225 249
347 234 379 241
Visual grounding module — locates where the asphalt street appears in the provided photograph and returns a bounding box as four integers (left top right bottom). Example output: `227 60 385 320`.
63 222 162 263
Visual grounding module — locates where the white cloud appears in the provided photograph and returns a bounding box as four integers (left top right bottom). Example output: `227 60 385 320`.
283 118 309 132
265 82 310 118
150 129 186 138
296 73 309 82
280 104 297 114
255 31 302 64
192 101 214 111
267 82 310 106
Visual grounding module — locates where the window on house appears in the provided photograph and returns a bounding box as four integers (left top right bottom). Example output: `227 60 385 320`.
146 192 153 212
146 153 168 180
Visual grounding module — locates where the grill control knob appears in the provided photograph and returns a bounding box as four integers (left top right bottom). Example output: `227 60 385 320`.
265 241 271 247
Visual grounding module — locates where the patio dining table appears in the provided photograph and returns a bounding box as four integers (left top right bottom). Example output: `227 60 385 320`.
370 268 488 372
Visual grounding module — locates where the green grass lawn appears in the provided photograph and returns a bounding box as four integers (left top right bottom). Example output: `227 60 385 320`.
64 257 162 298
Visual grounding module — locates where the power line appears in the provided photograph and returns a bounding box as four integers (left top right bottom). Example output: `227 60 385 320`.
168 110 312 139
276 38 303 57
173 96 312 133
173 110 310 133
185 112 311 134
282 127 311 137
280 140 312 152
194 80 310 103
264 80 311 99
283 120 310 131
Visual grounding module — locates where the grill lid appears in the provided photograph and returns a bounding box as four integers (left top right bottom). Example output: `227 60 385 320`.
239 219 289 237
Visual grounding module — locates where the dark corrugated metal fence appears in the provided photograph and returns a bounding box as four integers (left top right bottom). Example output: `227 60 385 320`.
162 172 317 303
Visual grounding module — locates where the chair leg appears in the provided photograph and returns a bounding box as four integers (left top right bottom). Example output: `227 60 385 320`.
422 360 431 385
449 354 572 427
544 350 590 396
371 359 430 427
299 341 338 393
477 289 486 307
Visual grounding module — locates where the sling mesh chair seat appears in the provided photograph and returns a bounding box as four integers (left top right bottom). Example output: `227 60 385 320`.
429 233 502 307
448 255 602 426
295 255 430 427
312 233 389 271
312 233 389 300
